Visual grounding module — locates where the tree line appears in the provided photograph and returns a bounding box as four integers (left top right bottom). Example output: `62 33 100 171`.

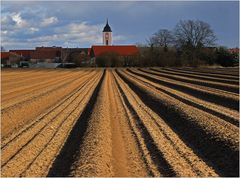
96 19 238 67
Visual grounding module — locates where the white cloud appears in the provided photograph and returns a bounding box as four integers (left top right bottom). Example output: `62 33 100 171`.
22 22 101 47
2 31 8 35
1 15 14 26
29 27 39 33
55 22 103 44
11 13 28 28
40 16 58 27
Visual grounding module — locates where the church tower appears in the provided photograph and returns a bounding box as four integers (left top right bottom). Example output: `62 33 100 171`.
103 19 112 46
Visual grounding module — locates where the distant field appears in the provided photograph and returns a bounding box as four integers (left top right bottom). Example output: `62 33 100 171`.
1 67 239 177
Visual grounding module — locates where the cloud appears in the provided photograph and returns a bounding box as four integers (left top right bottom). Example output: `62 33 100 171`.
29 22 104 47
1 1 137 49
40 16 58 27
11 12 28 28
29 27 39 33
1 14 15 27
57 22 103 42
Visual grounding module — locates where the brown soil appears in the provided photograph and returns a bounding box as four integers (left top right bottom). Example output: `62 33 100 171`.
1 68 239 177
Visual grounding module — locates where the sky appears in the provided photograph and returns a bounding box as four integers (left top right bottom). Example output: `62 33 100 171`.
1 1 239 50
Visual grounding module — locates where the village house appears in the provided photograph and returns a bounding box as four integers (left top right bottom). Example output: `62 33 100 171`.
1 19 139 67
30 47 62 63
1 52 10 66
1 51 28 67
9 50 34 60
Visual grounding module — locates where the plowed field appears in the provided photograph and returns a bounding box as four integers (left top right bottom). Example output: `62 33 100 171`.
1 67 239 177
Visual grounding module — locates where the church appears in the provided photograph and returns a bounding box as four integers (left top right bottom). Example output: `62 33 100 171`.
90 19 139 59
1 19 139 68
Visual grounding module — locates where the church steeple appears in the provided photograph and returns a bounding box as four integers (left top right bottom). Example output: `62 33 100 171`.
103 18 112 32
103 18 112 45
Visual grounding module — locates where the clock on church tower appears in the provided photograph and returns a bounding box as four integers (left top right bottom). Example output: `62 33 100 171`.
103 19 112 46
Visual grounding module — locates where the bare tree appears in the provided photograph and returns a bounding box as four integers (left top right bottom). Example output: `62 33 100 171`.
147 36 157 47
148 29 174 48
174 20 217 48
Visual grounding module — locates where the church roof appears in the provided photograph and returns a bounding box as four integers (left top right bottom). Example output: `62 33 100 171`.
9 50 34 57
91 45 139 57
103 20 112 32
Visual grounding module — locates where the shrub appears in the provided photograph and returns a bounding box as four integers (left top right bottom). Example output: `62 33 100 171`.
215 47 239 67
96 52 123 67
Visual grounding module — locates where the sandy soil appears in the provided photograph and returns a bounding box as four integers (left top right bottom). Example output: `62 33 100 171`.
1 68 239 177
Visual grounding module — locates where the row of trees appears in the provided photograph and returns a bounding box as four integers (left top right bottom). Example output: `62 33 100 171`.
142 19 238 67
148 20 216 49
95 52 140 67
137 46 238 67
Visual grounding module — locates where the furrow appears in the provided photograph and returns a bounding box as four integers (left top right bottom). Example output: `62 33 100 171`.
1 71 97 138
139 68 239 93
1 71 97 150
114 70 218 177
124 69 239 126
150 68 239 85
2 69 46 79
109 70 150 176
127 68 239 111
2 70 75 95
69 70 114 177
113 72 163 177
117 69 239 176
1 70 90 107
1 71 103 177
164 68 239 80
2 69 91 89
179 67 239 76
1 70 63 86
1 73 80 111
67 70 151 177
2 70 65 88
20 71 103 177
46 69 105 177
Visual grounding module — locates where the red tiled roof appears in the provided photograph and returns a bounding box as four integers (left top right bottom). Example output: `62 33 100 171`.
91 45 139 57
9 50 34 57
31 51 61 59
1 52 10 59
